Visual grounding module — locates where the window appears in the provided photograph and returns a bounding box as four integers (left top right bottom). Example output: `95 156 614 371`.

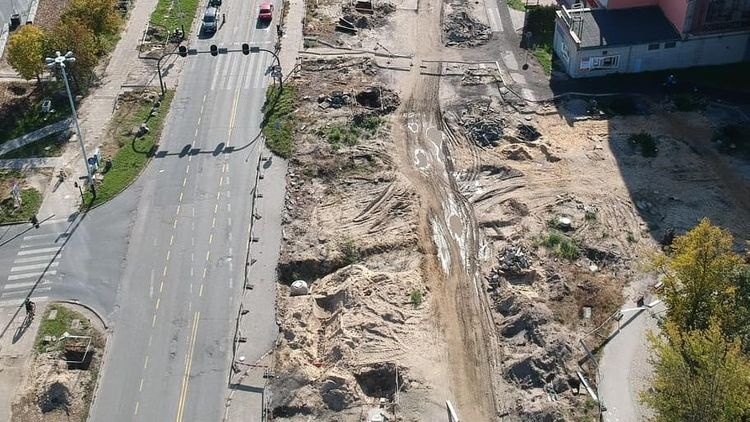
664 41 676 48
589 55 620 70
648 43 660 50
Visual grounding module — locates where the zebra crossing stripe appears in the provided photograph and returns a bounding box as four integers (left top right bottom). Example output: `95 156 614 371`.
11 262 59 273
8 270 57 281
17 247 62 256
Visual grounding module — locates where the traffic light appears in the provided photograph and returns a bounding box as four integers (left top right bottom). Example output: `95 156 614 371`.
178 45 188 57
210 45 218 56
242 43 249 55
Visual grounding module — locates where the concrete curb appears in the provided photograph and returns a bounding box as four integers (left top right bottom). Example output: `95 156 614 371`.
56 299 109 330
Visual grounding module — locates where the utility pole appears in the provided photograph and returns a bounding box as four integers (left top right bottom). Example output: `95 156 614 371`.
45 51 96 198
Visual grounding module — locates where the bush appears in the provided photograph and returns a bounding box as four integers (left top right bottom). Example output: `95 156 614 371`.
629 132 658 157
340 239 359 265
603 96 637 116
714 124 750 156
542 230 580 260
410 291 423 307
672 94 706 112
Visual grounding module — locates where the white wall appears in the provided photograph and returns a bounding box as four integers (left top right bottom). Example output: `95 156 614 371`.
556 26 750 78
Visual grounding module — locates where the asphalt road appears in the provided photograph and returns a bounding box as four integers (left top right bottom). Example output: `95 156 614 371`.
88 1 279 420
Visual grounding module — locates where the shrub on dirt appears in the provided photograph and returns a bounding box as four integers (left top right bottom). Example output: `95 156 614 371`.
602 96 637 116
714 124 750 156
629 132 658 157
541 231 580 260
410 291 423 307
672 93 707 112
339 238 359 265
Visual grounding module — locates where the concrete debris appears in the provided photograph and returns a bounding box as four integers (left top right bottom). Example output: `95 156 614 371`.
443 11 491 47
497 246 531 275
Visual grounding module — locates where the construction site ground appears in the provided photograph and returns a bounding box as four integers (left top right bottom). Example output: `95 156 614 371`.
269 0 750 419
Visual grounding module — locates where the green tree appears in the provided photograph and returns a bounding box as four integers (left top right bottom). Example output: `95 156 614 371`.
642 320 750 422
62 0 121 45
657 218 746 333
6 25 47 83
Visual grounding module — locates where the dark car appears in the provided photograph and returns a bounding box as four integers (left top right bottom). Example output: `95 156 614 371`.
202 7 218 34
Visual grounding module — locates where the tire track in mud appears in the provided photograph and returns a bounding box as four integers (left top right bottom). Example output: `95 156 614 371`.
393 74 502 419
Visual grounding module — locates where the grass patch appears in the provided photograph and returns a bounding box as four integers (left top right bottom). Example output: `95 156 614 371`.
0 132 67 159
525 6 557 75
507 0 526 11
327 125 358 150
324 114 383 151
629 132 658 157
0 182 42 224
149 0 200 35
542 230 580 260
82 90 175 208
0 93 71 146
262 85 297 159
35 304 92 352
410 291 423 308
714 124 750 156
532 46 552 74
672 93 707 112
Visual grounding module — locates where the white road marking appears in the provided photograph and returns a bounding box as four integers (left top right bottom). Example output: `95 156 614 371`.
7 271 56 281
11 262 59 272
22 233 58 240
13 254 57 264
18 247 62 256
3 280 50 290
0 295 49 307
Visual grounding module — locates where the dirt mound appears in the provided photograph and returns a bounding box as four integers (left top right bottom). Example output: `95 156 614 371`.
273 265 421 416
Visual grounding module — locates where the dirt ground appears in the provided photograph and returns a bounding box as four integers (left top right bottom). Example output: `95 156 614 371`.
271 0 750 420
10 304 105 422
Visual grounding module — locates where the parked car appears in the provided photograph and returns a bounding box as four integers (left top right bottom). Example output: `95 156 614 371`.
202 7 218 34
258 3 273 21
208 0 222 7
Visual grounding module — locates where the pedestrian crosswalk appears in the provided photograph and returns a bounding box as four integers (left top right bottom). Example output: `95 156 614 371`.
0 232 63 307
208 51 272 92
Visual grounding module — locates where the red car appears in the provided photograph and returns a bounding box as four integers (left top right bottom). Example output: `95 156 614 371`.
258 3 273 21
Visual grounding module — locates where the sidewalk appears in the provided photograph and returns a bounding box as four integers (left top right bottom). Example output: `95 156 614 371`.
0 301 45 422
222 0 303 420
36 0 162 221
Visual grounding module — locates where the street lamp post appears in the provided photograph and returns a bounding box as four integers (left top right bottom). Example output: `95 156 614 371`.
45 51 95 198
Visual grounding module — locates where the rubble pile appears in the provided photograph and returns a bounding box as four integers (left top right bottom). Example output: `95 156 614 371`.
443 11 492 47
341 1 396 29
355 87 400 113
463 116 505 147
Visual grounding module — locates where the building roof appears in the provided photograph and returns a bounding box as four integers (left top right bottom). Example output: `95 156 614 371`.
576 6 680 49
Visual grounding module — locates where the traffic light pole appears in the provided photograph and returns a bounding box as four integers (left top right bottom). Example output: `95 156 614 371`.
155 44 283 97
157 51 181 97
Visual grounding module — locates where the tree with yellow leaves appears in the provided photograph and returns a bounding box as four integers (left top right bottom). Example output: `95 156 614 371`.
6 25 47 83
642 320 750 422
657 218 747 336
61 0 121 47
